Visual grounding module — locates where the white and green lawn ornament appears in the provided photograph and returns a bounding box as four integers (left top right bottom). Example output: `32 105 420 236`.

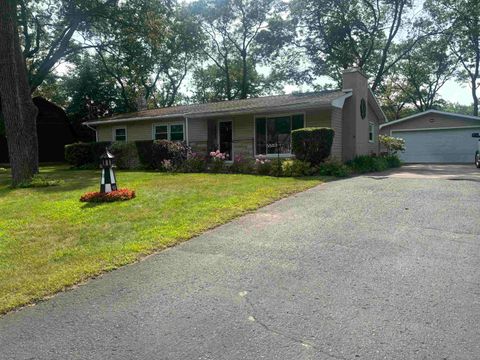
100 148 117 193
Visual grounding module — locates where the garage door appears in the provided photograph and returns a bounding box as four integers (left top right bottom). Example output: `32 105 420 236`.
393 128 480 163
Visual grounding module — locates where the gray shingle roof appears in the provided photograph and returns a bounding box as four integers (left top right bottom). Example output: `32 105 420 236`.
84 90 346 125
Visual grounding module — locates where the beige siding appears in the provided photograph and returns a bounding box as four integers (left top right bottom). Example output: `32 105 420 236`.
306 109 331 128
188 118 208 153
96 118 185 142
367 103 380 155
330 108 343 160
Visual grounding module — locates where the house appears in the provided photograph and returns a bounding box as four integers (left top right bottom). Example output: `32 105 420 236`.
84 68 386 162
0 97 76 163
380 110 480 163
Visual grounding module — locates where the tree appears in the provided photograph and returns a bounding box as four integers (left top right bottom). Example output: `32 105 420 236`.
289 0 425 92
425 0 480 116
0 0 39 185
395 37 456 112
18 0 119 93
191 0 282 100
90 0 203 109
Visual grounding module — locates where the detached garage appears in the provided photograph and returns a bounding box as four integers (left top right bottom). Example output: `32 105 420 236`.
380 110 480 163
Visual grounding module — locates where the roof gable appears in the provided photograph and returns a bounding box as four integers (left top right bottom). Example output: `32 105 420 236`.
380 110 480 129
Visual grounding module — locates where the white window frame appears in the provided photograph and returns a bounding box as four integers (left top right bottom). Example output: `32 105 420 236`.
368 122 375 143
152 122 185 141
253 112 306 157
113 126 127 142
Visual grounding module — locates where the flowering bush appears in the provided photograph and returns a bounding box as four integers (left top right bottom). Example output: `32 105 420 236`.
379 135 405 155
160 159 174 172
181 152 207 173
209 149 228 173
255 155 272 175
229 154 255 174
210 149 227 160
80 189 136 203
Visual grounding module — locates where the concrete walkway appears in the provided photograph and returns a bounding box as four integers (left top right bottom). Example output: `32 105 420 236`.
1 166 479 359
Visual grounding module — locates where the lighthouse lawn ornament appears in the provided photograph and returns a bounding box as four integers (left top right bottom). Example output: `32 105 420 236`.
100 148 118 193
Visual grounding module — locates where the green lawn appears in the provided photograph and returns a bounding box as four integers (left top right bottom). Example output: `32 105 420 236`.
0 166 323 314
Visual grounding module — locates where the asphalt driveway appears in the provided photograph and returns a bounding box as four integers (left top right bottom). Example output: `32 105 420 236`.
1 165 479 359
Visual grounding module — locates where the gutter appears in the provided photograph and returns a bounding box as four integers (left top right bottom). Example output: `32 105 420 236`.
84 123 98 142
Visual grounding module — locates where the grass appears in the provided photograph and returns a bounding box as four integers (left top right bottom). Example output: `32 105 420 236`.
0 165 323 314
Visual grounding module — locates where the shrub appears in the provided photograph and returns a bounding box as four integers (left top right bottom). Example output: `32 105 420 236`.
208 150 228 173
379 135 405 155
347 155 388 173
135 141 154 169
316 159 351 177
229 154 255 174
291 127 335 165
152 140 190 169
65 142 111 167
17 175 64 188
109 141 141 169
384 154 402 168
255 155 272 175
180 153 207 173
65 143 93 167
80 188 136 203
281 159 311 177
0 168 7 174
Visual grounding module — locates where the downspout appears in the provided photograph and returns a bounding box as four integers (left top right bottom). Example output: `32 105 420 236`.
184 116 189 146
84 123 98 142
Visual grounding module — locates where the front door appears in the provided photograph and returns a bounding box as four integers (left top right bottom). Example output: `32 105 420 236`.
218 121 233 160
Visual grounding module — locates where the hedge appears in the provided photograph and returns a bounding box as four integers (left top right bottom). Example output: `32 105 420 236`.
65 140 190 170
291 127 334 165
65 141 111 167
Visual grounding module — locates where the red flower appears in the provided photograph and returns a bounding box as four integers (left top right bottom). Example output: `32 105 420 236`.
80 189 136 203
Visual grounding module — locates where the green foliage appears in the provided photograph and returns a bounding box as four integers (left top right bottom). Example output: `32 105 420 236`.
384 155 402 168
0 168 7 174
316 160 351 178
180 155 207 173
289 0 415 91
291 127 335 165
151 140 190 169
16 175 63 188
229 155 256 174
255 158 273 175
135 141 155 169
109 142 141 170
347 155 389 174
281 159 311 177
379 135 406 155
65 143 94 167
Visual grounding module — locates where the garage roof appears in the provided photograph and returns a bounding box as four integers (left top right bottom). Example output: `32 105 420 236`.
380 110 480 129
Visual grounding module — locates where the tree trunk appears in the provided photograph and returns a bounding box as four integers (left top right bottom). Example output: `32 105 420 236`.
240 50 248 99
472 77 479 117
0 0 39 185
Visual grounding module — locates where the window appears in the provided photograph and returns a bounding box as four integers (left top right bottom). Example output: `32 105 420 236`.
114 127 127 142
369 122 375 143
153 123 184 141
255 114 304 155
154 125 168 140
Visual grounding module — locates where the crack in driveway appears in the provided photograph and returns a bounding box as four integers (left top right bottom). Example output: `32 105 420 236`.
239 292 348 360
